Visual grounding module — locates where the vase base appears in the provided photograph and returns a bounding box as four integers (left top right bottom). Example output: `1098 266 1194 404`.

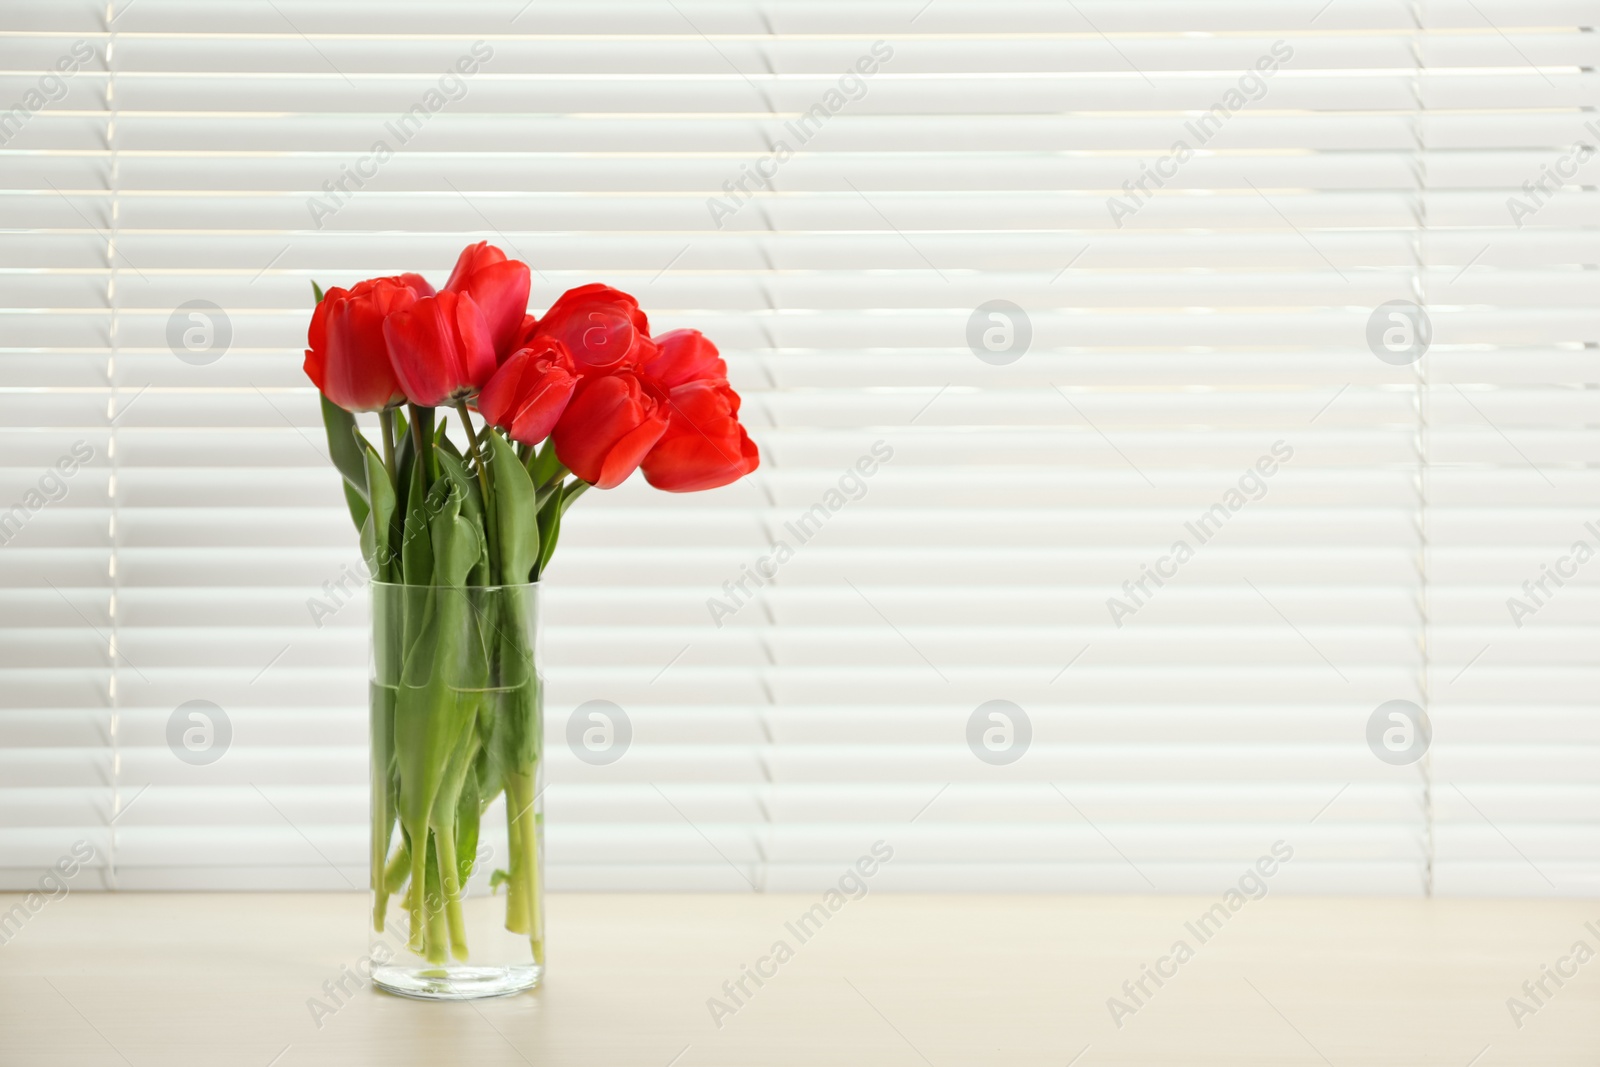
372 964 542 1000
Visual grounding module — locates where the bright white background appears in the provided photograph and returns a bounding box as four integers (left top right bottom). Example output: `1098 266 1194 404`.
0 0 1596 897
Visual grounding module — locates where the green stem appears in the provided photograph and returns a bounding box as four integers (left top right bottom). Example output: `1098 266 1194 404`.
405 403 427 461
408 831 428 955
428 702 481 961
455 401 498 583
379 407 398 485
538 463 569 495
423 836 449 965
433 827 469 960
371 683 396 930
507 769 543 950
382 838 411 896
504 804 528 934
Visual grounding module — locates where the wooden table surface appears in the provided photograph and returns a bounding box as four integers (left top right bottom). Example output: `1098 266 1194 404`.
1 892 1596 1066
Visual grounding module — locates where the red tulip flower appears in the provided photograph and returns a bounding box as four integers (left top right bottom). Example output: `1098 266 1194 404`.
514 312 537 350
444 241 531 363
530 284 650 373
304 274 433 412
383 289 497 407
551 372 670 489
641 328 728 388
476 338 578 447
642 379 759 492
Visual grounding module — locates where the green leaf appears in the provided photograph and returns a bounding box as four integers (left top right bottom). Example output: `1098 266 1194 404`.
534 483 563 578
533 480 589 578
434 448 490 586
488 428 540 584
483 619 538 780
472 729 503 812
312 280 325 304
559 479 589 517
341 480 369 535
319 395 371 534
527 439 564 487
434 447 483 525
359 446 397 580
431 482 484 589
400 458 433 589
392 408 414 520
413 406 437 484
319 394 370 502
436 423 464 463
393 486 483 883
454 767 481 892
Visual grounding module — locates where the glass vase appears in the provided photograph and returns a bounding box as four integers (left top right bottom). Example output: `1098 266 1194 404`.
368 581 544 999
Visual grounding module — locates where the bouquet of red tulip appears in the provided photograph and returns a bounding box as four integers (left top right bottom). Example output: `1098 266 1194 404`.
304 243 757 977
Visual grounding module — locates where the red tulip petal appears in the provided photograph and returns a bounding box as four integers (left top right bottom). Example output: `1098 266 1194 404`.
384 298 455 407
443 243 530 360
641 380 759 491
452 291 499 392
303 283 413 412
478 340 577 446
534 284 649 372
510 372 576 445
551 376 626 483
303 291 335 394
644 427 758 491
464 259 532 360
445 242 501 291
593 412 669 488
397 272 436 299
643 329 728 389
475 351 525 428
552 373 668 488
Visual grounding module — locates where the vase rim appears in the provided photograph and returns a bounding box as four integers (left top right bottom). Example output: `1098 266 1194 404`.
368 580 541 591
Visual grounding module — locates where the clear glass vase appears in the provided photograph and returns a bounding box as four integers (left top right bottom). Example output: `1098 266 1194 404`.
368 581 544 999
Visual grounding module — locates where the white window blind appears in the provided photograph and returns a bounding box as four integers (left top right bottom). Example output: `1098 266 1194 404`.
1 0 1595 896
